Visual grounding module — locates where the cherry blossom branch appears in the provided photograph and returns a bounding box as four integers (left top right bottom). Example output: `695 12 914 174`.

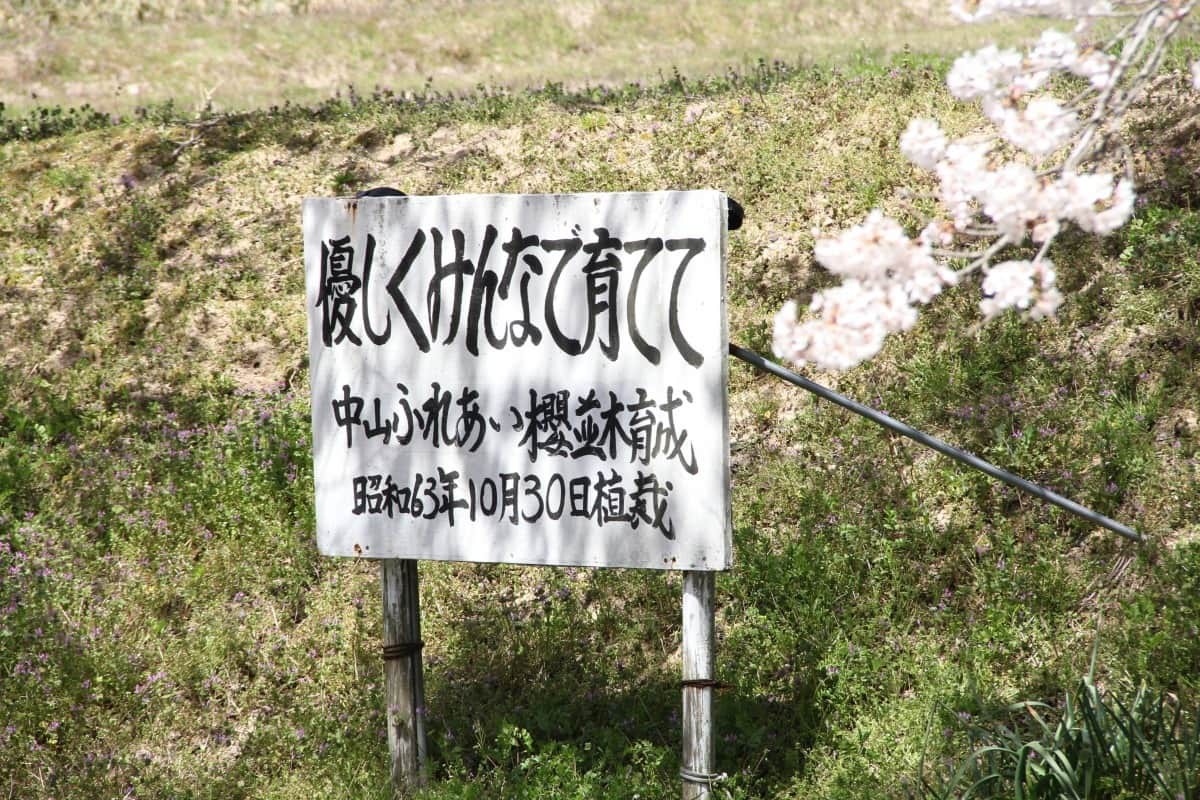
772 0 1195 372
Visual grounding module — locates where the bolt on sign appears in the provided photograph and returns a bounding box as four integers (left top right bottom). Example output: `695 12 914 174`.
303 191 731 570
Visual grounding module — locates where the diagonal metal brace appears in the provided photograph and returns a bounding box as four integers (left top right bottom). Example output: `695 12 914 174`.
729 343 1143 543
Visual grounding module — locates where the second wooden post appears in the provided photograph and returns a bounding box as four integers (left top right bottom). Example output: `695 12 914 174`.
681 570 716 800
381 558 427 795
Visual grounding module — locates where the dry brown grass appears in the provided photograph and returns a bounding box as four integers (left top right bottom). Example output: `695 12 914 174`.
0 0 1041 113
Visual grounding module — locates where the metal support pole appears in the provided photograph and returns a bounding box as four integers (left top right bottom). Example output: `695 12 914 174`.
681 571 716 800
381 558 427 795
729 344 1142 543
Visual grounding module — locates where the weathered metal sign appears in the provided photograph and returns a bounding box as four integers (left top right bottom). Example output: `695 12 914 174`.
303 191 730 569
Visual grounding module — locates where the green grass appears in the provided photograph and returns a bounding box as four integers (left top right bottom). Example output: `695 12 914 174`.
1 32 1200 800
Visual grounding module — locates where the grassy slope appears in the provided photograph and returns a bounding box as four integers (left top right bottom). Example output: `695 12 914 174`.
0 0 1047 114
2 55 1200 800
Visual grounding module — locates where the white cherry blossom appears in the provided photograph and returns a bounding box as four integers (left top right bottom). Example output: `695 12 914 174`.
1070 49 1115 89
980 259 1037 317
981 163 1043 239
772 0 1189 372
999 96 1078 157
947 45 1023 100
1029 29 1078 70
900 118 949 170
935 140 991 230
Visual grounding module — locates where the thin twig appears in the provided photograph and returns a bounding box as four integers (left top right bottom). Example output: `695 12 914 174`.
1065 6 1162 171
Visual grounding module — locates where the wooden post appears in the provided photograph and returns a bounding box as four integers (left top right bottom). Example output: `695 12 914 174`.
681 570 716 800
381 558 427 794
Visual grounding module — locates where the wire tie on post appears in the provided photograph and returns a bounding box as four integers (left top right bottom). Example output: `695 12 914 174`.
680 766 724 787
680 678 729 690
382 641 424 661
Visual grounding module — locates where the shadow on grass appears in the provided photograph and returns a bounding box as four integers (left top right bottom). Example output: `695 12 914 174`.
406 555 824 797
422 659 818 797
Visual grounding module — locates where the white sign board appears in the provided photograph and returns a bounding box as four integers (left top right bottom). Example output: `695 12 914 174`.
303 191 730 570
